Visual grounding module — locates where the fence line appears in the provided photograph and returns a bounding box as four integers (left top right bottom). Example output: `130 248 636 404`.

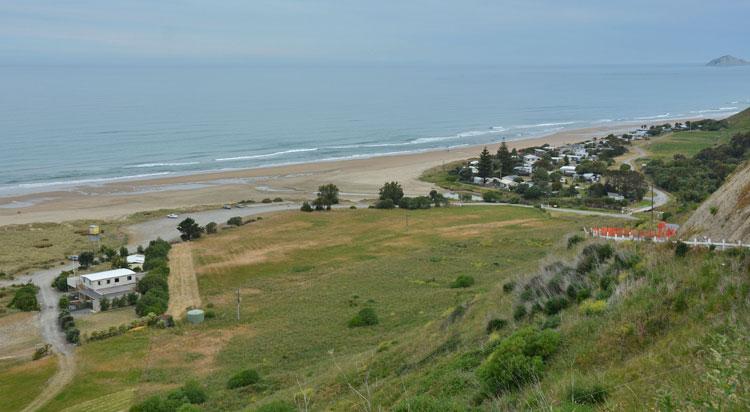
583 227 750 250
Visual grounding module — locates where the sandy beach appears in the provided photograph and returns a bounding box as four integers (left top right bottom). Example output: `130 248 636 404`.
0 119 699 225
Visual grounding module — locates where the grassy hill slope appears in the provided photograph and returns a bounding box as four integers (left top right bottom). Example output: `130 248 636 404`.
37 206 750 411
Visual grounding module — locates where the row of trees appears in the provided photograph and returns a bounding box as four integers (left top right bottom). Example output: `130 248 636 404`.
135 238 172 316
375 181 447 209
476 143 520 179
301 184 340 212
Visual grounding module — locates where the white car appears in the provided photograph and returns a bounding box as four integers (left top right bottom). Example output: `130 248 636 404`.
166 213 179 219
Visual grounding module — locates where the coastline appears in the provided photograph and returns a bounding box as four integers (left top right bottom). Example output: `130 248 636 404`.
0 115 731 225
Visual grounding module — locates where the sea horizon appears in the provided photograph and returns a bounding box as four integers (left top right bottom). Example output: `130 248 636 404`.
2 63 749 196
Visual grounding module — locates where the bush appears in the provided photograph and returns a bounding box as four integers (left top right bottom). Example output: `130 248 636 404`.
65 328 80 344
541 315 561 330
675 241 689 258
205 309 216 319
136 289 168 316
227 369 261 389
567 383 609 405
503 281 516 293
399 196 432 210
374 199 395 209
567 234 584 249
543 297 569 315
58 295 70 310
255 400 297 412
129 395 181 412
9 284 39 311
100 297 110 311
177 380 207 404
393 395 467 412
137 273 168 295
580 299 607 315
205 222 218 234
300 201 313 212
450 275 475 288
227 216 243 226
127 292 139 305
272 197 283 202
477 327 561 394
348 307 379 327
486 318 508 333
261 198 272 203
513 305 528 321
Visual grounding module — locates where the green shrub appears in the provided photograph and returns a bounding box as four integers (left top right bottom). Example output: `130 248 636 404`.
205 222 218 234
65 328 80 344
300 201 313 212
477 327 561 394
580 299 607 315
204 309 216 319
486 318 508 333
261 198 273 203
544 297 569 315
567 234 584 249
450 275 475 288
272 197 283 202
135 289 168 316
513 305 528 321
172 380 207 404
227 369 261 389
9 284 39 311
58 295 70 310
503 281 516 293
129 395 182 412
348 307 379 327
567 383 609 405
675 241 689 258
541 315 561 330
227 216 243 226
127 292 139 305
374 199 395 209
393 395 467 412
100 297 110 311
255 400 297 412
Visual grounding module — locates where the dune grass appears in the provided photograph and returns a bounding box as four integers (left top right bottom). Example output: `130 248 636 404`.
0 221 126 276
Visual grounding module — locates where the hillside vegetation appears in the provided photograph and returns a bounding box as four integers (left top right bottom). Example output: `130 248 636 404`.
32 205 750 411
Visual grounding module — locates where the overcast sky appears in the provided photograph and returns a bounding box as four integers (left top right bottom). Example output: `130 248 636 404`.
2 0 749 65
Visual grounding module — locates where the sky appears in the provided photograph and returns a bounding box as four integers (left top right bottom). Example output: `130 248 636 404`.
1 0 749 66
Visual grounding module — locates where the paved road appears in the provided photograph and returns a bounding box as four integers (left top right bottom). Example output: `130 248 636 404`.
620 145 669 213
464 202 638 220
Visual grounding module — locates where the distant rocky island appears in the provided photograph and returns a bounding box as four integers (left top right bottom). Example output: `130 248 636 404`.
706 55 750 67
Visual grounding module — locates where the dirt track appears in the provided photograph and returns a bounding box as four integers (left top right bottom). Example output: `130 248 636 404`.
167 243 202 318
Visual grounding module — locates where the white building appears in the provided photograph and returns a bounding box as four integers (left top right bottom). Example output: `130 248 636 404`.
523 154 541 165
126 254 145 270
69 268 141 312
559 165 577 176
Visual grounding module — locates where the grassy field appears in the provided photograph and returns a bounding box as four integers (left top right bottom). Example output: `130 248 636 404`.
643 108 750 159
0 355 58 412
75 307 139 336
41 206 601 411
37 205 750 411
0 220 127 276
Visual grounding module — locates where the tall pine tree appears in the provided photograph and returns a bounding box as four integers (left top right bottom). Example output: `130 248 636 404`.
496 142 513 176
478 147 493 179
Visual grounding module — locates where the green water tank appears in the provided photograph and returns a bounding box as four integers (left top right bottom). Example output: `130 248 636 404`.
186 309 205 324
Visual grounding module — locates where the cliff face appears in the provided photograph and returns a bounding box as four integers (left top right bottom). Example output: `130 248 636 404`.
706 55 750 67
680 161 750 242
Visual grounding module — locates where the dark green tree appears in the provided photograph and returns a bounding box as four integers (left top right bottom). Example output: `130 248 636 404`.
78 251 95 268
315 184 340 210
177 218 204 241
478 147 493 179
119 246 129 258
379 181 404 204
496 142 514 176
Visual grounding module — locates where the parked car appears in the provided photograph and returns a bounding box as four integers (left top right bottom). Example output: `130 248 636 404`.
223 204 232 210
166 213 179 219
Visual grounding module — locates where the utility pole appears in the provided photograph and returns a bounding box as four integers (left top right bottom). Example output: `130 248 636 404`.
236 289 241 321
651 184 655 230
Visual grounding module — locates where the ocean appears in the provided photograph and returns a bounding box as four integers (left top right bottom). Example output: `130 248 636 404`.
1 63 749 195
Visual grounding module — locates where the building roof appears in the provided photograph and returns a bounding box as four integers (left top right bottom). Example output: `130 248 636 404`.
81 268 136 282
126 254 145 264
